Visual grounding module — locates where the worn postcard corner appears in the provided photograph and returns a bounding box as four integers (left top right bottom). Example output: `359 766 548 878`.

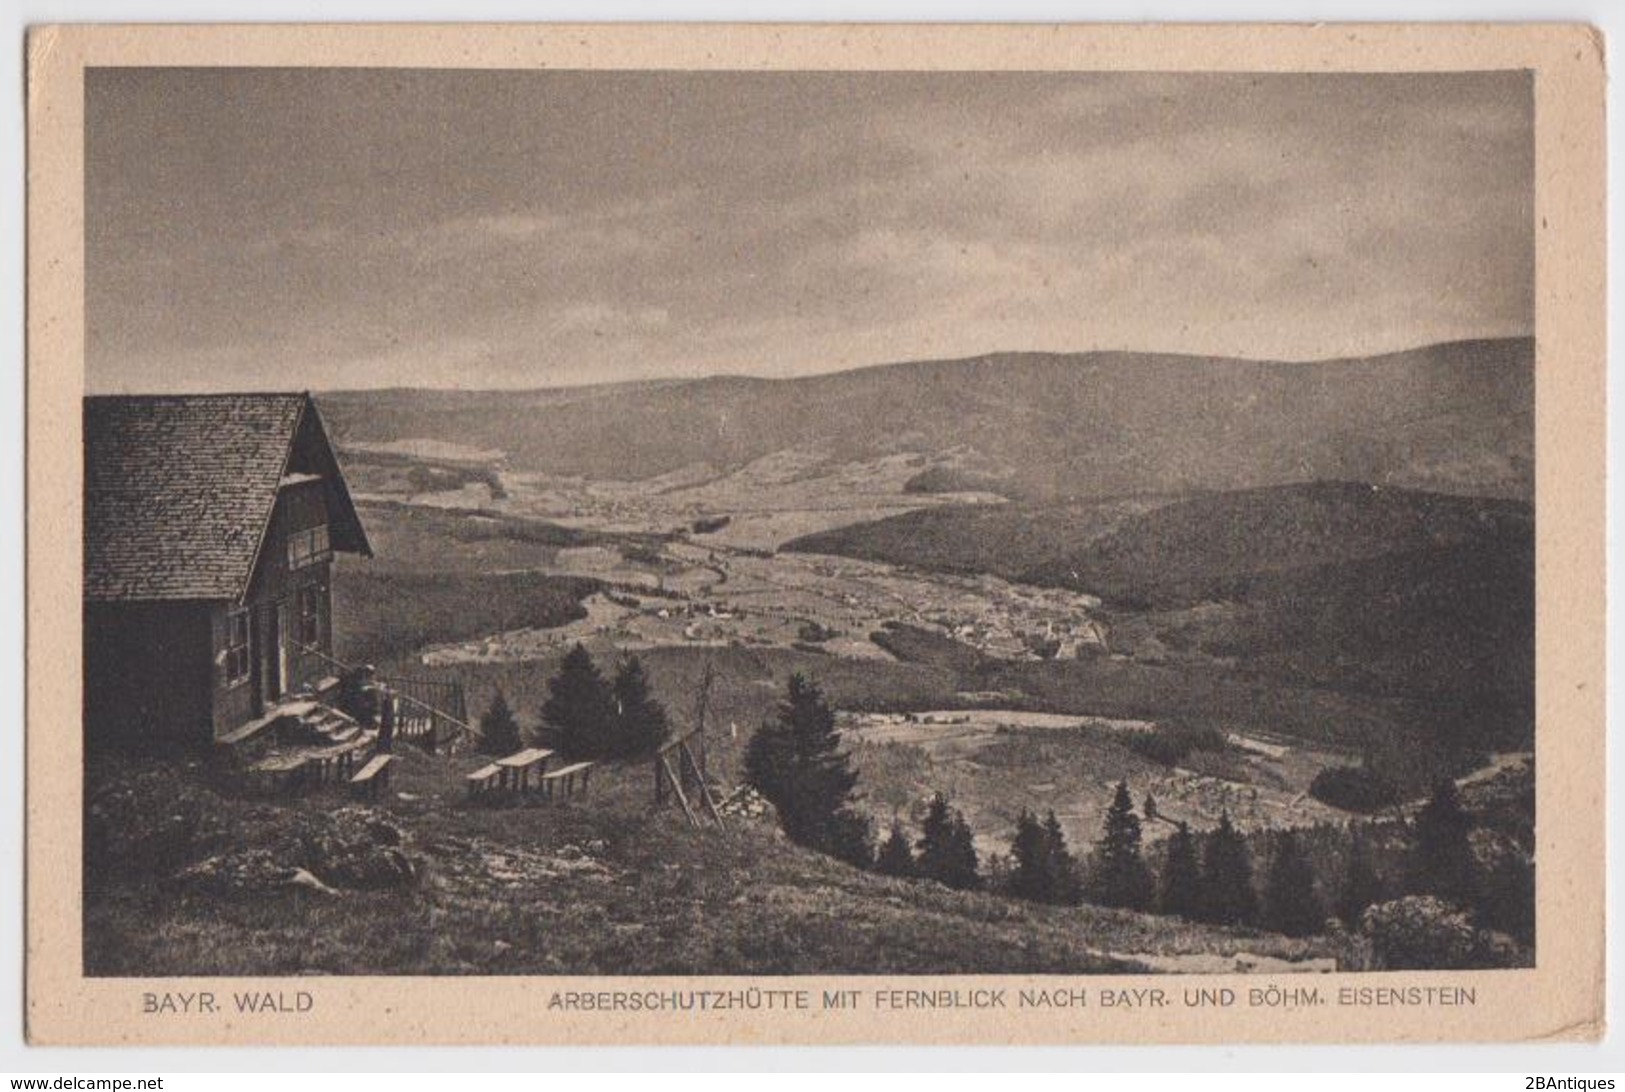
24 21 1605 1047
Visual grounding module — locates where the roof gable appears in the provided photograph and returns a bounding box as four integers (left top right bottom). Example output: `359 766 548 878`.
84 393 371 602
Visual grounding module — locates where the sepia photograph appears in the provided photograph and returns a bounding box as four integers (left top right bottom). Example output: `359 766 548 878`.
23 22 1606 1048
78 63 1537 979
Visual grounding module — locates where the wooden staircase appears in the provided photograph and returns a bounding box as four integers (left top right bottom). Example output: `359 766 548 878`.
218 698 380 795
282 701 367 746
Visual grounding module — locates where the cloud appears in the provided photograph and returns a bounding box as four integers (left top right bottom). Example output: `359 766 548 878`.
85 69 1532 392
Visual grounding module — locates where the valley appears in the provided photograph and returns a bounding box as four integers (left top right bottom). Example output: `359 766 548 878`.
81 339 1540 979
325 358 1535 862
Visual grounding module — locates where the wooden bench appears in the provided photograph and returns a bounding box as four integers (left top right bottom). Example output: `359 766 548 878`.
541 760 594 801
349 754 395 800
308 737 371 785
495 747 554 793
464 762 503 798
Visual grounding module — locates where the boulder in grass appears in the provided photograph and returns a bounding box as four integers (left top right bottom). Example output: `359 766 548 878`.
289 807 420 890
172 849 297 898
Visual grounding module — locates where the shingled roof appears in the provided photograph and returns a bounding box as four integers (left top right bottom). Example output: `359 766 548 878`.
84 393 371 602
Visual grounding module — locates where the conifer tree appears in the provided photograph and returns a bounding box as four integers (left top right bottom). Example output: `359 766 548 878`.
1143 791 1159 823
477 688 523 756
1336 823 1385 928
743 674 866 863
981 851 1013 895
1197 810 1258 925
916 792 980 890
947 812 982 891
608 656 669 758
542 644 615 759
1042 810 1080 904
1159 820 1202 920
1009 809 1053 903
828 808 876 871
1410 777 1478 907
1089 781 1154 910
1262 830 1324 937
875 819 915 878
915 793 955 881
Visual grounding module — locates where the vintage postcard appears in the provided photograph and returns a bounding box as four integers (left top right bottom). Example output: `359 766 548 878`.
25 23 1605 1046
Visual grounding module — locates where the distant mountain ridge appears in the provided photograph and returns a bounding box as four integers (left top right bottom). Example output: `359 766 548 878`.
319 337 1533 502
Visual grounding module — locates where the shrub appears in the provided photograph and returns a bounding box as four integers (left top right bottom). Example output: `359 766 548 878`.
1471 829 1535 946
1360 895 1483 970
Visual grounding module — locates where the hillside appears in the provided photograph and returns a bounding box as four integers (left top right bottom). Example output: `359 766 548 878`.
1015 482 1531 607
787 482 1529 605
319 337 1533 502
786 482 1534 748
84 751 1347 977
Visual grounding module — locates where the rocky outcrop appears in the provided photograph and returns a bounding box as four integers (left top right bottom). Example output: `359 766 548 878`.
168 806 421 898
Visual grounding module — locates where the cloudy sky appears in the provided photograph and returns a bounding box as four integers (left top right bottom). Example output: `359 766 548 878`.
86 68 1532 393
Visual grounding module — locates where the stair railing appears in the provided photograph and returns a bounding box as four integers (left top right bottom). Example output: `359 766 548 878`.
294 643 482 750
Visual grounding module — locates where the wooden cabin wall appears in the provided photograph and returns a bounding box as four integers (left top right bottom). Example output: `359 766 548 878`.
83 601 213 753
239 480 336 710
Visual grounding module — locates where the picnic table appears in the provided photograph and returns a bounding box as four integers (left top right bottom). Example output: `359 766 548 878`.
465 762 503 798
495 747 554 792
541 761 595 801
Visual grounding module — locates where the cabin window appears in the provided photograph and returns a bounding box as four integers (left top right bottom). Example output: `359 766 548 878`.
286 524 331 570
224 608 251 685
297 585 323 648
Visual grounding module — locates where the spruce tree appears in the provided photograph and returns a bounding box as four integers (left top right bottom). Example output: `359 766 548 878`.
542 644 615 759
982 851 1013 895
1159 820 1202 920
1009 809 1053 903
478 688 523 756
609 656 669 758
1410 777 1478 907
1262 830 1324 937
1042 810 1080 905
915 793 956 882
946 812 982 891
743 674 865 862
875 820 915 878
828 808 876 871
916 792 981 890
1143 792 1159 823
1089 781 1154 910
1197 811 1258 925
1336 823 1385 928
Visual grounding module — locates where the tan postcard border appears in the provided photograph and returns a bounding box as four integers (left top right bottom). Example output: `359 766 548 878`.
24 22 1606 1047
